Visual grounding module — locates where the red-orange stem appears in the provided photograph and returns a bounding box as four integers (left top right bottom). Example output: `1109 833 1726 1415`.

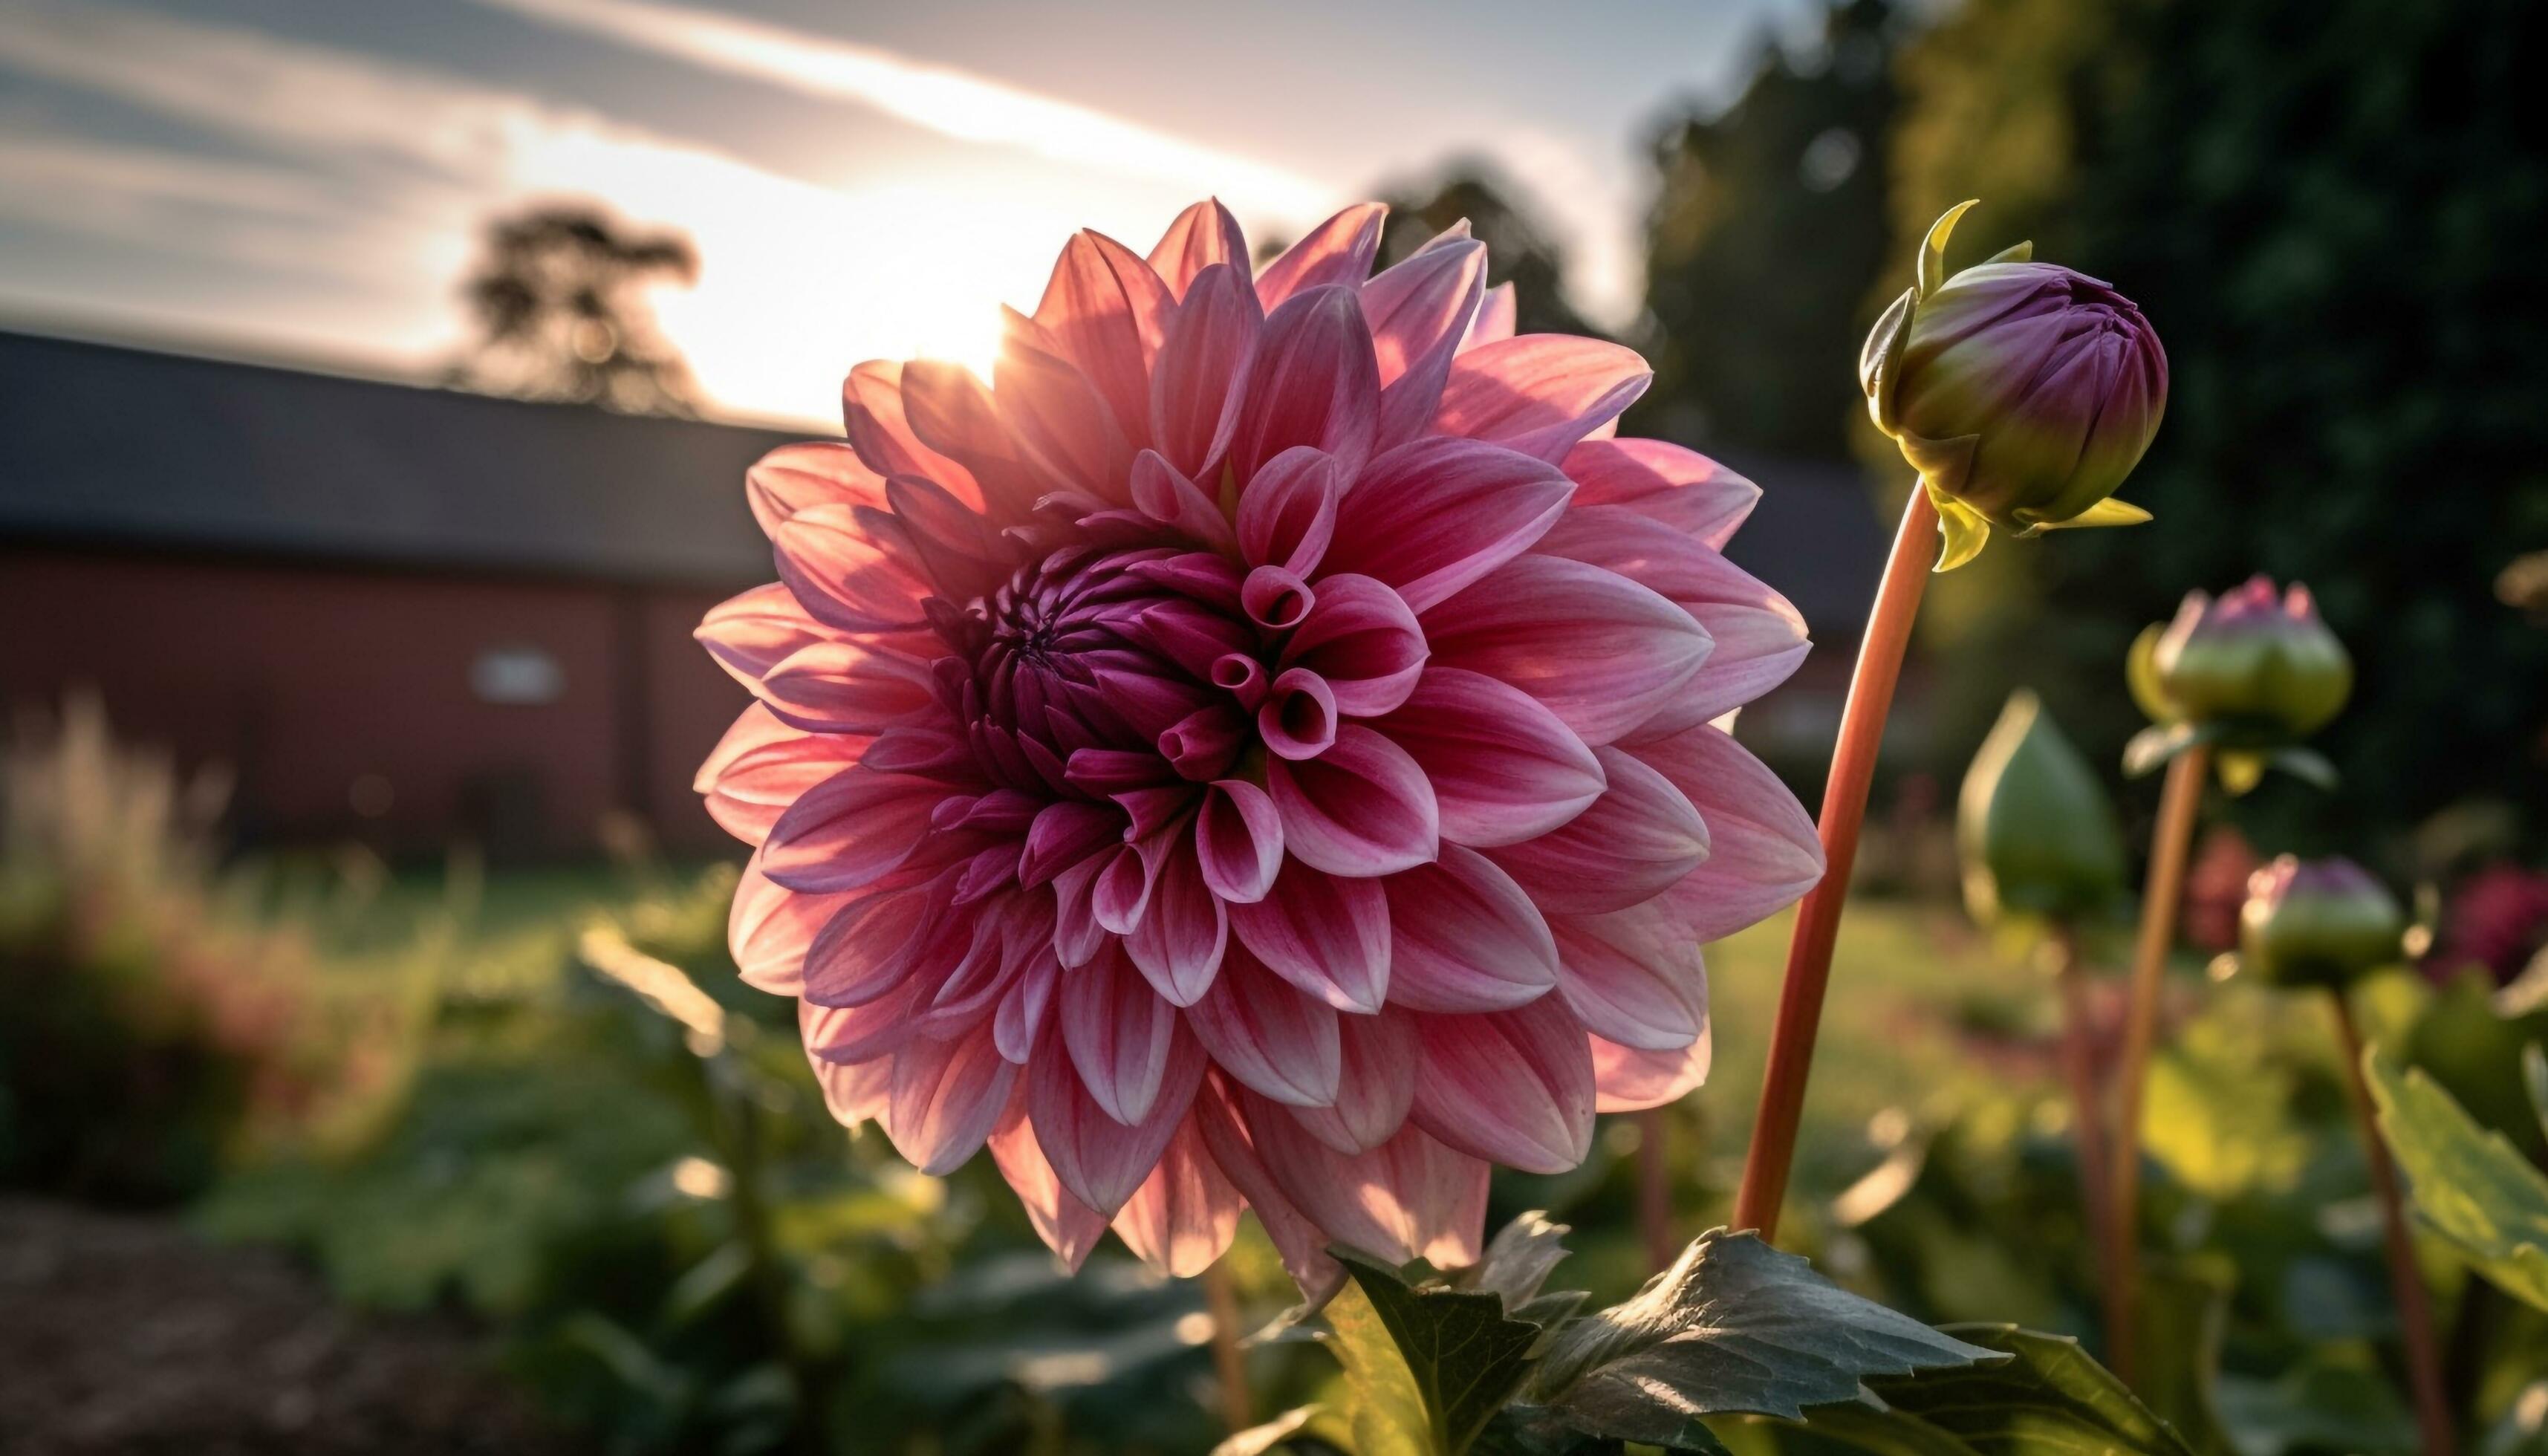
2053 933 2119 1345
1202 1258 1252 1434
1637 1107 1676 1270
2106 744 2208 1382
1732 488 1937 1239
2330 992 2455 1456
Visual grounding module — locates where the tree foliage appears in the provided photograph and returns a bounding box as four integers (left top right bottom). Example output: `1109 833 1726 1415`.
453 204 703 417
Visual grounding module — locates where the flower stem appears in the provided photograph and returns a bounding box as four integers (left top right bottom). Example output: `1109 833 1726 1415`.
2052 929 2117 1324
1732 487 1937 1240
1201 1257 1252 1434
1637 1107 1676 1270
2105 742 2208 1381
2327 989 2455 1456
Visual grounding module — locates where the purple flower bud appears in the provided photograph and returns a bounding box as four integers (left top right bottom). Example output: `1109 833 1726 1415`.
1891 263 2168 531
2238 855 2405 989
2136 576 2352 743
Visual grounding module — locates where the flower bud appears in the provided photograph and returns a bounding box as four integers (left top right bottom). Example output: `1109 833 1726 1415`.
2237 855 2406 989
1862 202 2167 571
1957 690 2128 927
2137 576 2351 744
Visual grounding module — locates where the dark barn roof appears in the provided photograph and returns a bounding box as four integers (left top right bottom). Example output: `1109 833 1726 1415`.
0 329 796 587
1709 449 1890 642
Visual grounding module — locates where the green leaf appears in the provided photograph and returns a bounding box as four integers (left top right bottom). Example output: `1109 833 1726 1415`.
2265 746 2339 790
1860 286 1917 432
2131 1261 2240 1456
1981 240 2035 265
2032 495 2153 531
1801 1325 2197 1455
2365 1048 2548 1311
1452 1212 1574 1311
1927 485 1991 573
1329 1247 1547 1456
1523 1230 1999 1447
1919 199 1980 296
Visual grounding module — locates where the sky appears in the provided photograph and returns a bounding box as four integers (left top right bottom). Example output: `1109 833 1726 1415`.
0 0 1811 427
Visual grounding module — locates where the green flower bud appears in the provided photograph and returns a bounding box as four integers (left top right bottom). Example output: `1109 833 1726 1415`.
2140 576 2352 744
1957 690 2128 927
1862 202 2168 571
2237 855 2406 989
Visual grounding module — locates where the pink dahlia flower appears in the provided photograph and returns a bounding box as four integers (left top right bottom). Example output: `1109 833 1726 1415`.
695 200 1823 1295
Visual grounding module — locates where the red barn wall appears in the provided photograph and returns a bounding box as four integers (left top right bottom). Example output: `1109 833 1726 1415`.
0 548 749 858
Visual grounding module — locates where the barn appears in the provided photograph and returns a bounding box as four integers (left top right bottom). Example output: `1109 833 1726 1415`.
0 327 1893 861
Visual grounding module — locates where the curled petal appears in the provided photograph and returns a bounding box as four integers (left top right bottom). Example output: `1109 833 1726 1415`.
761 761 947 893
1148 262 1261 478
1284 1008 1416 1154
1324 438 1574 614
1128 450 1237 552
993 945 1059 1062
1185 948 1342 1108
747 441 890 537
1029 1017 1207 1218
1426 556 1712 746
1252 201 1385 311
885 1026 1017 1175
1560 438 1760 550
1434 336 1651 463
1243 565 1316 633
1279 574 1427 718
1408 998 1596 1174
1487 745 1709 915
1591 1030 1712 1113
1258 666 1339 761
1021 800 1123 888
1196 779 1284 904
1267 724 1440 877
987 1093 1108 1270
1125 836 1229 1006
1377 667 1605 848
1234 445 1343 577
1549 902 1708 1051
1382 845 1561 1013
1636 725 1826 942
1226 285 1380 485
1228 863 1389 1012
1111 1115 1243 1277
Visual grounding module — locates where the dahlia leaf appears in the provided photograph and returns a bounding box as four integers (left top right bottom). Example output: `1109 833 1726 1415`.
1756 1325 2198 1455
2367 1049 2548 1312
1520 1229 1998 1446
1449 1211 1574 1312
1329 1247 1546 1456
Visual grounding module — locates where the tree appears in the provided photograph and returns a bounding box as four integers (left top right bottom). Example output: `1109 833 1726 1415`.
1629 0 1900 455
1375 165 1596 340
452 204 701 416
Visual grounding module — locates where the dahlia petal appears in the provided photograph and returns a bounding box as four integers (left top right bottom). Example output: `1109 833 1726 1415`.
1050 854 1110 968
1258 666 1339 761
1636 725 1826 942
1434 336 1651 463
1284 1008 1416 1154
1091 841 1158 936
1227 863 1389 1013
806 1038 892 1129
1233 445 1343 577
1195 779 1284 904
885 472 1010 595
1148 262 1261 479
988 1093 1108 1270
884 1024 1017 1175
1255 202 1385 310
1242 565 1316 633
1211 652 1269 710
1278 574 1426 718
1560 438 1760 550
1189 1079 1345 1300
1487 745 1709 914
859 725 978 783
1461 282 1516 351
1549 902 1708 1051
1020 800 1123 888
1375 667 1605 848
1124 836 1228 1006
1408 998 1596 1174
1359 236 1486 448
1533 506 1809 733
1381 845 1561 1013
1059 944 1178 1125
1029 1017 1206 1218
801 978 920 1064
900 360 1040 523
1158 703 1246 781
1426 555 1712 746
1267 724 1440 877
905 909 1025 1037
1236 1092 1488 1267
993 944 1058 1062
1148 198 1249 299
1226 285 1381 486
802 873 947 1008
844 361 981 507
1128 450 1235 553
697 581 831 686
1111 1115 1243 1277
1185 948 1341 1108
695 706 864 845
1033 230 1170 448
746 441 891 538
1125 550 1247 614
773 504 932 634
1590 1028 1713 1113
995 309 1134 503
760 761 946 893
729 853 850 995
1325 437 1574 614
